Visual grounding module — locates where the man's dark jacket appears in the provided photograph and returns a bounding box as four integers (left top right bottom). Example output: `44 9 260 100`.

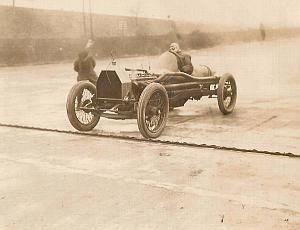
169 51 194 75
74 50 97 84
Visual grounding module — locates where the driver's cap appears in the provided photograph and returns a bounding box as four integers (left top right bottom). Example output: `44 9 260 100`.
169 43 180 52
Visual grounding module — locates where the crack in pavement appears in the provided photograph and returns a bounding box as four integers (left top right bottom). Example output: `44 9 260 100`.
0 123 298 158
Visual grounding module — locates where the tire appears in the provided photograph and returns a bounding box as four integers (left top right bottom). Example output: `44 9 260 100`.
137 83 169 138
66 81 100 131
217 73 237 114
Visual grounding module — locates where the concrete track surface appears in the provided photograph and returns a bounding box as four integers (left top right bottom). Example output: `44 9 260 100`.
0 38 300 229
0 127 300 230
0 38 299 153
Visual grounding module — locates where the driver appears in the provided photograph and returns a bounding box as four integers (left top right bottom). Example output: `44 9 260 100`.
169 43 194 75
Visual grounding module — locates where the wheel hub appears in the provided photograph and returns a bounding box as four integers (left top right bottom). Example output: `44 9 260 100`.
148 115 160 130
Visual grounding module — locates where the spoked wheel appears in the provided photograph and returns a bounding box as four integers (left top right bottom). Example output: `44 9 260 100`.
66 81 100 131
217 73 237 114
137 83 169 138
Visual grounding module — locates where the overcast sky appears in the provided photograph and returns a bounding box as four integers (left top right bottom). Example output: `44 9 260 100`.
1 0 300 27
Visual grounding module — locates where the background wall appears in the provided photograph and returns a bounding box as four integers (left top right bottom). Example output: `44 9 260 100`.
0 5 299 65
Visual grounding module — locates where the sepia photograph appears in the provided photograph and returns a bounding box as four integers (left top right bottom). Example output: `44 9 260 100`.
0 0 299 229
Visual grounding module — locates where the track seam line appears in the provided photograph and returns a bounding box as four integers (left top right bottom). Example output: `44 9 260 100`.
0 123 298 158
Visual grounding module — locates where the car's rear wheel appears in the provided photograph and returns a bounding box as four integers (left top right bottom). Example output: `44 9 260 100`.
66 81 100 131
137 83 169 138
217 73 237 114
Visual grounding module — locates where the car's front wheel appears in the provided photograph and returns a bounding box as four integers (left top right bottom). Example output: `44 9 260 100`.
137 83 169 138
66 81 100 131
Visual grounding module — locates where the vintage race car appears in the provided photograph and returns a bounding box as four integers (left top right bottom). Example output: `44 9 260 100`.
66 51 237 138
